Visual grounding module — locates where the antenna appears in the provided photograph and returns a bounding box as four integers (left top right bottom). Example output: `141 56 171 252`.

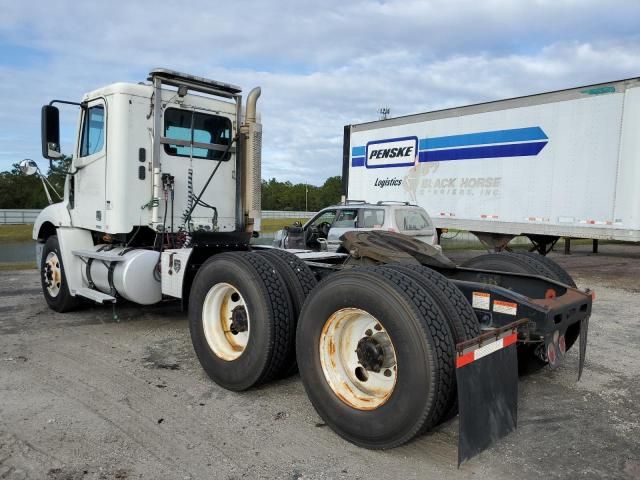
377 106 390 120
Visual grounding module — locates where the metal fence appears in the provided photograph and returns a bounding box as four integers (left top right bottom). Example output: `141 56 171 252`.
0 209 317 224
262 210 317 218
0 209 41 224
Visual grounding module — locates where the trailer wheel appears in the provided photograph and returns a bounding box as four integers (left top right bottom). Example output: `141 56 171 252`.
40 235 81 313
514 252 576 287
296 268 454 449
383 264 480 421
189 252 294 390
256 249 317 375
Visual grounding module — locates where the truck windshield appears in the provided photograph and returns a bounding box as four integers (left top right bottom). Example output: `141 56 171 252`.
395 209 431 231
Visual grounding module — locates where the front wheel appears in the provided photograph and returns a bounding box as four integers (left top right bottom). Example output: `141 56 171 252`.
40 235 81 312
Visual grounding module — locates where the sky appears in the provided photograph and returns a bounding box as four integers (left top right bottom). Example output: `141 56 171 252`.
1 0 640 185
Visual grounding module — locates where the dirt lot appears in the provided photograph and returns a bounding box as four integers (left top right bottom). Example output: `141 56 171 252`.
1 243 639 480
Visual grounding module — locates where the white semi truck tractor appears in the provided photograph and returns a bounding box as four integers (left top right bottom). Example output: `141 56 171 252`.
30 69 593 463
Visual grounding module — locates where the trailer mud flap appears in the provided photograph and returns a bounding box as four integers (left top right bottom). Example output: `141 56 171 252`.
543 317 589 378
578 316 589 381
456 326 521 466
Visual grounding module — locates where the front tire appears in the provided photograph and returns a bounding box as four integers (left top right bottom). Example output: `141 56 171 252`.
40 235 80 313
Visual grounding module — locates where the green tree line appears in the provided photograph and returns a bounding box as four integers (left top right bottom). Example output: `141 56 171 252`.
0 157 69 209
0 158 342 212
261 176 342 211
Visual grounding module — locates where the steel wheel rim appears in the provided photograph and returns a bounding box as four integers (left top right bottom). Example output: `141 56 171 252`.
43 252 62 298
319 308 398 410
202 282 250 361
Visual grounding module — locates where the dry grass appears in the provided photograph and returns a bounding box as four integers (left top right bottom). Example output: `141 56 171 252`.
0 262 36 271
0 224 33 243
260 217 310 234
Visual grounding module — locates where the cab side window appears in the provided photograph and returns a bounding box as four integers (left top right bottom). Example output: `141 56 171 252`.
164 108 232 160
80 105 105 157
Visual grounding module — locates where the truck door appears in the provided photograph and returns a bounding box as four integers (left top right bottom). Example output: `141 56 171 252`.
303 209 337 248
70 100 107 231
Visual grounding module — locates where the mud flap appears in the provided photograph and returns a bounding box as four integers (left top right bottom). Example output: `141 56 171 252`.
456 326 522 466
578 316 589 381
543 317 589 379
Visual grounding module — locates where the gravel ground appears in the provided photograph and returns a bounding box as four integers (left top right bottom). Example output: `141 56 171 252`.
0 243 639 480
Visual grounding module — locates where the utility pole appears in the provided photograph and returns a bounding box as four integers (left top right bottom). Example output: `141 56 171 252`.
305 183 309 211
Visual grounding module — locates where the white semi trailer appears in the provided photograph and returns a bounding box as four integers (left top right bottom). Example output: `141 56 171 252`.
343 77 640 252
28 69 593 463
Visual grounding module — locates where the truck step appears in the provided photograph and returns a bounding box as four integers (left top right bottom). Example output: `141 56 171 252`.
72 249 127 262
74 288 116 304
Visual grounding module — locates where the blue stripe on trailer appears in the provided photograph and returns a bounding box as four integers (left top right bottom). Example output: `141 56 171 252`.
351 156 365 167
351 146 366 157
417 141 547 162
418 127 547 150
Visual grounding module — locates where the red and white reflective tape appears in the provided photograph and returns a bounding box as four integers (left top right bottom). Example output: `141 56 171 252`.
578 219 613 225
480 214 499 219
439 212 456 217
456 332 517 368
525 216 549 222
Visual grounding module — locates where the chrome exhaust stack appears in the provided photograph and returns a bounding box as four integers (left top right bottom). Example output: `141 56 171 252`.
241 87 262 233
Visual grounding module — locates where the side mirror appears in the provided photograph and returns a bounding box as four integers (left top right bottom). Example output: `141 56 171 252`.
41 105 62 160
19 159 39 176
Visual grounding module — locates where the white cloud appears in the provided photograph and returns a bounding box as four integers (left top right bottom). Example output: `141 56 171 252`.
1 1 640 183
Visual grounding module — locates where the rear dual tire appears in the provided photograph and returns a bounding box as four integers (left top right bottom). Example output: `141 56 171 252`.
189 252 295 390
296 267 464 449
190 252 485 449
189 250 317 390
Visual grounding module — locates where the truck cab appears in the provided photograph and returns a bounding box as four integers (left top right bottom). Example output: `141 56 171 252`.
33 69 262 308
